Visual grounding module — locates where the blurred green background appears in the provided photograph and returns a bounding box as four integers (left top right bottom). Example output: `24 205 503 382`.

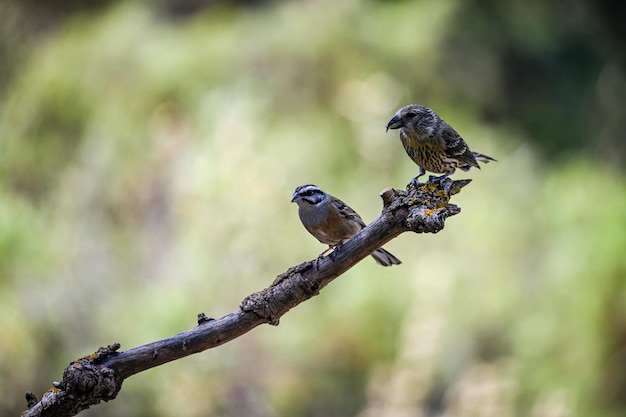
1 0 625 416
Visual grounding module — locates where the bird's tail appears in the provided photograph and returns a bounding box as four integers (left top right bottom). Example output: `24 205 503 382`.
370 247 401 267
473 151 497 164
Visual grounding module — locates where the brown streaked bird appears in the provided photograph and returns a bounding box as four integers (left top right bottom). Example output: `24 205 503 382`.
291 184 401 267
386 104 496 181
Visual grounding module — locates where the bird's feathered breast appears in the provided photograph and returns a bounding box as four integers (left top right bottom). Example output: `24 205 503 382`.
299 196 364 245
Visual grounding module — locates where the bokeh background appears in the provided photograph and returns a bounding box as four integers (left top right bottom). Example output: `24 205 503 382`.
1 0 625 416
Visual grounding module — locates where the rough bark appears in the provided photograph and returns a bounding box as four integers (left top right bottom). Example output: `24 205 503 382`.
21 176 470 417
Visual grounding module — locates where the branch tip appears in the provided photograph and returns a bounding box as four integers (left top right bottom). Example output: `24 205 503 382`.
25 391 38 409
380 187 397 208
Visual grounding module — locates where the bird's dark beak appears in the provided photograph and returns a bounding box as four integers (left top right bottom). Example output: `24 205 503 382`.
386 114 403 132
291 194 301 203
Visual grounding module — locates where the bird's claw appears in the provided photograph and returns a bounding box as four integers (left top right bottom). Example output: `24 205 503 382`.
330 242 344 259
434 174 446 182
314 245 336 269
314 254 323 270
424 174 450 187
407 176 423 189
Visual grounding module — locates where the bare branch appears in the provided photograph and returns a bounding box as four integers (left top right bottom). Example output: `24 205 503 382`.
21 177 471 417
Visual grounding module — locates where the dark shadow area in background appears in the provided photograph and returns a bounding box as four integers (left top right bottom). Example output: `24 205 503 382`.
442 0 625 165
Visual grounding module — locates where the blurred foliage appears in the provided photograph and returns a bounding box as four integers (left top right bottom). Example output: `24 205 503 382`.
1 0 625 416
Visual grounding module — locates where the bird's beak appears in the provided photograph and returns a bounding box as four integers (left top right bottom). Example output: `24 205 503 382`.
291 194 301 203
386 114 403 132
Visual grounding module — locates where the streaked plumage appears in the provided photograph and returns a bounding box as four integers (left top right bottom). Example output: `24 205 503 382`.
386 104 496 179
291 184 401 267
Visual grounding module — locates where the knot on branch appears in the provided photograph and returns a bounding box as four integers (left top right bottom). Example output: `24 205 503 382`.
241 263 320 326
61 344 123 403
22 345 123 417
197 312 215 325
382 176 471 234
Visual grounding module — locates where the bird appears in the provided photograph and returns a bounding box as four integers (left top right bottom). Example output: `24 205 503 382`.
291 184 401 267
386 104 496 182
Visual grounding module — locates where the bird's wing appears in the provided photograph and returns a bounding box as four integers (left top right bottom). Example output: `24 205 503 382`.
333 197 367 228
441 124 479 167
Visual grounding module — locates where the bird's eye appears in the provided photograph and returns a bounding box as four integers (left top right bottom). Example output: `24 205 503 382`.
406 111 417 119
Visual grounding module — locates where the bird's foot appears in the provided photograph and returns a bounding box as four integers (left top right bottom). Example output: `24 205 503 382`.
430 174 450 186
314 254 323 270
407 176 424 189
408 167 427 189
314 246 334 269
330 242 345 259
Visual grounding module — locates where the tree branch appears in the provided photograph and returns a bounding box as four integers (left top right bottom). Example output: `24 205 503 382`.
21 176 471 417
